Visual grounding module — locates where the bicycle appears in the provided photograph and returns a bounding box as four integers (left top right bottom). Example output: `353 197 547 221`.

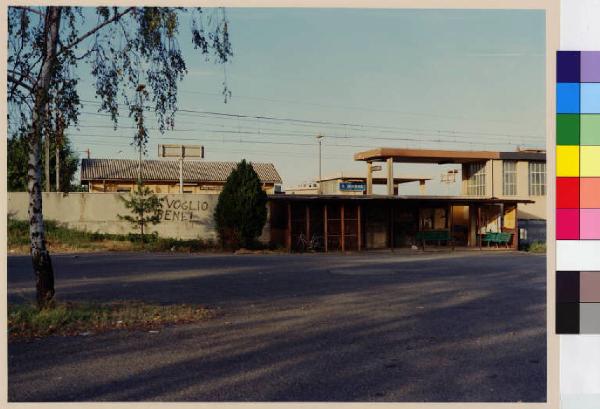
296 232 310 252
296 233 324 252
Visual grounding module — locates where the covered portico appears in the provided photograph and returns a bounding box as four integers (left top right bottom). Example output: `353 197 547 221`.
268 195 531 252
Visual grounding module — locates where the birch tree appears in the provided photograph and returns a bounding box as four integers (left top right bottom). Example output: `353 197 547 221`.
8 6 232 308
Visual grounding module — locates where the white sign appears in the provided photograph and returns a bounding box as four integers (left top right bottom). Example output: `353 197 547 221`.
158 144 204 158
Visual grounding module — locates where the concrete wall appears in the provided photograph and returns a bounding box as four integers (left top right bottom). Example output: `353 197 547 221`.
8 192 271 242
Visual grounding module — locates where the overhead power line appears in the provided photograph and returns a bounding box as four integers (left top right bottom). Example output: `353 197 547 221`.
77 98 544 141
178 89 536 126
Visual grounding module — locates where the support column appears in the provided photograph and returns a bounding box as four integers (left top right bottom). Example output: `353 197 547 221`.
386 157 394 196
305 204 310 240
477 206 482 250
511 205 519 250
389 202 395 251
366 162 373 195
341 203 345 252
357 204 362 251
449 203 455 250
287 202 292 252
418 207 425 250
324 204 328 252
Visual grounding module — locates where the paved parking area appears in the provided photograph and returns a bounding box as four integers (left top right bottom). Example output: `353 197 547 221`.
8 251 546 402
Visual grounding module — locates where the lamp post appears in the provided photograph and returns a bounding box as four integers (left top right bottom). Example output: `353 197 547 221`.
316 134 324 194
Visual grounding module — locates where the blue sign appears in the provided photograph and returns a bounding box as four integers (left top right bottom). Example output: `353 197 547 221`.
339 182 366 192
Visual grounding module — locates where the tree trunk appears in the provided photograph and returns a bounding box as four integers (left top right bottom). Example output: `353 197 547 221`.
28 7 62 309
44 112 50 192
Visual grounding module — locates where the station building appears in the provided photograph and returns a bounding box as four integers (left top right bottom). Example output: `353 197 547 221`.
267 147 546 251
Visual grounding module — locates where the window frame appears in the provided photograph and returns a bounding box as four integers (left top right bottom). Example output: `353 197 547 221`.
502 160 517 196
528 161 546 196
467 162 487 196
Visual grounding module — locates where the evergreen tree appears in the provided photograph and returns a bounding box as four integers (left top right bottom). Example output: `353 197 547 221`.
214 160 268 249
118 182 163 239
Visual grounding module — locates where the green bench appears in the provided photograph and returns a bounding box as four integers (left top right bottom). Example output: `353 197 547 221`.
415 230 453 249
481 232 512 248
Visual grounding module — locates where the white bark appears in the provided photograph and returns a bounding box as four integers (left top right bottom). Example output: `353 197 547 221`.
28 7 62 307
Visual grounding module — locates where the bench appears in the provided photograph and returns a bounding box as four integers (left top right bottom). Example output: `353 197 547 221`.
481 232 512 248
416 230 453 249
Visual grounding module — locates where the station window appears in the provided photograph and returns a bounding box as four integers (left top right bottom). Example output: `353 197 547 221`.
503 161 517 196
467 162 486 196
528 162 546 196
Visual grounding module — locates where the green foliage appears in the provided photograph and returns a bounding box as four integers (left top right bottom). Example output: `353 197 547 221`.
527 241 546 253
7 6 233 305
8 217 216 252
8 7 232 138
7 132 79 192
8 218 106 247
8 301 212 339
214 160 268 249
118 182 163 237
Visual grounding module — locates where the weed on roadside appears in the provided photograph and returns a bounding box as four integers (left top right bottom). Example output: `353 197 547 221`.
8 301 213 340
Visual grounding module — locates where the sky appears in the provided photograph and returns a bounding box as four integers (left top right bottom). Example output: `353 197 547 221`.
66 8 546 194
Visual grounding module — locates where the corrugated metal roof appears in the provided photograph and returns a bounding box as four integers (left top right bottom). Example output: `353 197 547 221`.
81 159 282 184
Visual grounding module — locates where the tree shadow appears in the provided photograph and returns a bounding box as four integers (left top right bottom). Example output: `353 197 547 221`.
8 252 546 402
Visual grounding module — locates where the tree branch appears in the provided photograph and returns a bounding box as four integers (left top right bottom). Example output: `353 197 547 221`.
56 7 135 57
12 6 44 16
8 73 34 93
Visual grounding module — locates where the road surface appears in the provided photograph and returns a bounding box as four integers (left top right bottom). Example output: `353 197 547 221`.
8 251 546 402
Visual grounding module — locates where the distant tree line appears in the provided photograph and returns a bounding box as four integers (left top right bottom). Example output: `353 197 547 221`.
7 133 80 192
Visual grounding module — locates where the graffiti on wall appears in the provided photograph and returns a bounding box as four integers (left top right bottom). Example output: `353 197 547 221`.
159 197 212 222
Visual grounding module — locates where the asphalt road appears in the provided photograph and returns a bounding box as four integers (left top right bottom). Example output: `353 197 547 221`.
7 250 547 402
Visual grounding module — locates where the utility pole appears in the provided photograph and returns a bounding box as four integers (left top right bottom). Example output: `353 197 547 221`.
45 133 50 192
316 134 324 194
135 84 146 186
138 144 142 184
179 145 184 194
55 113 63 192
55 144 60 192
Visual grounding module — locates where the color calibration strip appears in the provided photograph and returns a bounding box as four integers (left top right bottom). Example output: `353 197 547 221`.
556 271 600 334
556 51 600 334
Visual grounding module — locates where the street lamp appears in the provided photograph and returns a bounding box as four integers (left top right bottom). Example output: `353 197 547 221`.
316 134 324 194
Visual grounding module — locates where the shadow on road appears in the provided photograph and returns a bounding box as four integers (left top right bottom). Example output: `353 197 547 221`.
8 252 546 402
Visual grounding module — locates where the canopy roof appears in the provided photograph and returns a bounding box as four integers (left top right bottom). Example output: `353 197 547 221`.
354 148 546 164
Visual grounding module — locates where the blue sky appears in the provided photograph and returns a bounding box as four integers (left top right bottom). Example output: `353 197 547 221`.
69 8 546 194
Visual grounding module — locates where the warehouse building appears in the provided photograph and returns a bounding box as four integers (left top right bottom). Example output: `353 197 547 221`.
80 158 283 194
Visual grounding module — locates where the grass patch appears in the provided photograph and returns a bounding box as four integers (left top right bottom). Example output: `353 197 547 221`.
8 218 218 254
8 301 213 340
526 241 546 253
